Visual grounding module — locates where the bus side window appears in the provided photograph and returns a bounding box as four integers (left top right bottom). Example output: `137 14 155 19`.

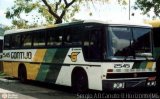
70 27 83 46
4 35 11 49
83 27 102 61
54 29 62 46
47 30 55 46
33 30 46 47
63 29 70 46
22 33 32 48
89 30 102 59
10 34 21 48
63 27 83 46
47 29 62 47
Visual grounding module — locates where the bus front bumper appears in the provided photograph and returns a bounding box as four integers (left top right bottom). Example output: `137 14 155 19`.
102 78 156 91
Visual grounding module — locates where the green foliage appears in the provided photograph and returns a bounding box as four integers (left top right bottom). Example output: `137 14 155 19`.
118 0 127 5
3 26 13 30
135 0 160 17
6 0 37 19
6 0 81 28
6 0 126 29
0 72 6 77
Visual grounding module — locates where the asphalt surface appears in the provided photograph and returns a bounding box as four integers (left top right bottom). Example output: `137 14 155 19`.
0 78 77 99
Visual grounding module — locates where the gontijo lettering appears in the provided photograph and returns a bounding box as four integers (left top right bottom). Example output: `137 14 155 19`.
3 52 32 59
11 52 32 59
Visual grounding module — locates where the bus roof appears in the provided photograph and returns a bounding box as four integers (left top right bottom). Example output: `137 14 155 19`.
4 20 152 35
145 20 160 28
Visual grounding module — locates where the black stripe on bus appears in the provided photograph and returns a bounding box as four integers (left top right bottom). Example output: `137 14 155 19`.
106 72 156 79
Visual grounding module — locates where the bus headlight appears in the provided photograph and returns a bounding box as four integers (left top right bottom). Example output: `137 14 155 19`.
152 81 156 86
147 82 150 86
118 83 124 88
113 83 117 88
147 81 156 86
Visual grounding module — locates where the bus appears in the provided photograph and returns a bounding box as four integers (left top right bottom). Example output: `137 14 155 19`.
145 20 160 83
2 20 156 92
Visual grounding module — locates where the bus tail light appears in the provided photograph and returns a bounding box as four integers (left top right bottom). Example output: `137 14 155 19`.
148 77 156 81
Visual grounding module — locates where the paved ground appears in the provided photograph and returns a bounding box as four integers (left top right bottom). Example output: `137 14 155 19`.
0 77 159 99
0 78 77 99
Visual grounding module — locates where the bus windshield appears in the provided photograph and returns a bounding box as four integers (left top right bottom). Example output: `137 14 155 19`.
107 26 152 59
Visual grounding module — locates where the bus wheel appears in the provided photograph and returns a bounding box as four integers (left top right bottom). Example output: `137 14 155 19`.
72 69 88 93
18 65 27 83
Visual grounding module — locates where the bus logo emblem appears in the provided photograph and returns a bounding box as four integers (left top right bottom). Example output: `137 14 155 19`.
68 52 80 62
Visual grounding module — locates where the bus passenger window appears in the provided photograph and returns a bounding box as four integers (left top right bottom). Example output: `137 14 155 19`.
70 28 83 46
83 27 102 61
54 30 62 46
33 31 46 47
4 36 11 49
63 27 83 46
47 30 55 46
15 35 21 48
63 32 71 45
10 34 21 48
47 29 62 47
22 33 32 48
89 31 101 59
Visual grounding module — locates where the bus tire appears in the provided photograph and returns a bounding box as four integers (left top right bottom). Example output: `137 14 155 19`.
18 65 27 83
72 68 88 93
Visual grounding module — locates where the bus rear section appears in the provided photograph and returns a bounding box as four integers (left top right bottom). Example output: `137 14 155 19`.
2 21 156 92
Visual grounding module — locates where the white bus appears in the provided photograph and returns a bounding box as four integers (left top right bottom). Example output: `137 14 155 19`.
2 20 156 92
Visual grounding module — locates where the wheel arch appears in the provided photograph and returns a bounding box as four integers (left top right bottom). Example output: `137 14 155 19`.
18 63 27 79
18 63 26 70
71 67 88 85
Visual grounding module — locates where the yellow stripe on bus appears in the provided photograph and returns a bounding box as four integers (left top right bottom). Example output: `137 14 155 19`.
33 49 47 62
27 49 47 80
146 62 154 69
25 63 41 80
